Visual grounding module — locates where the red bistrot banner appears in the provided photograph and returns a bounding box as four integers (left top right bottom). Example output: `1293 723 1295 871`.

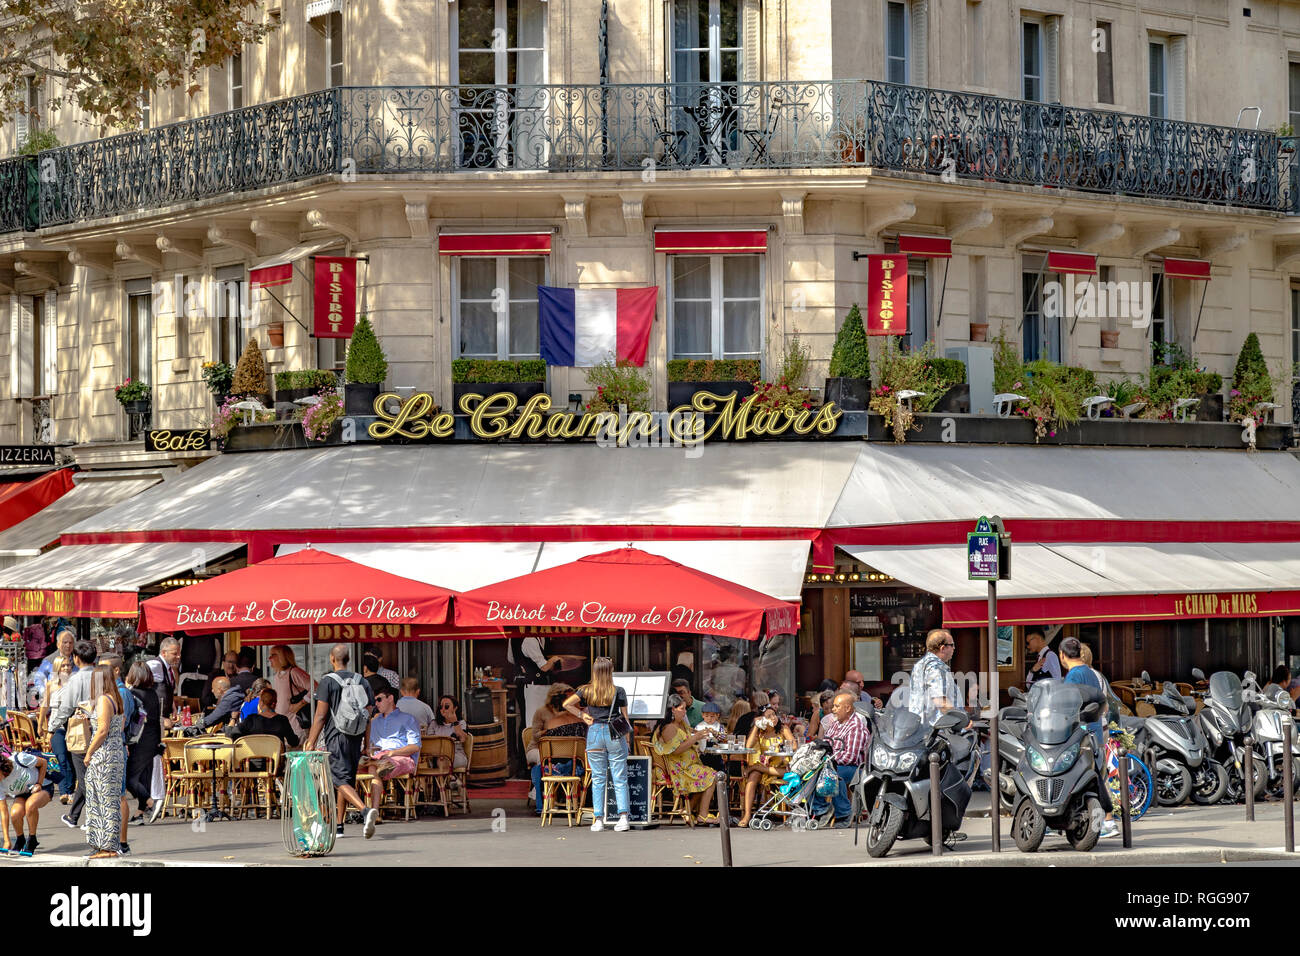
313 256 358 338
865 254 908 336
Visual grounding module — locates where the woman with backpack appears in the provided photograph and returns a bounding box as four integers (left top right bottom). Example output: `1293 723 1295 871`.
124 662 163 825
563 657 632 833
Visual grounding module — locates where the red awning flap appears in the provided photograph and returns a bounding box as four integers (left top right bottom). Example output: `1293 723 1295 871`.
1046 251 1098 275
438 233 553 256
0 468 75 534
897 235 952 258
1164 257 1212 281
654 230 768 254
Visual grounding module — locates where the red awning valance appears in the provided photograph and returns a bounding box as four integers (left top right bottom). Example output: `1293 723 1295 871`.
1164 257 1212 281
438 233 552 256
1046 251 1098 275
897 235 952 258
654 230 768 254
943 589 1295 628
0 587 138 619
0 468 75 533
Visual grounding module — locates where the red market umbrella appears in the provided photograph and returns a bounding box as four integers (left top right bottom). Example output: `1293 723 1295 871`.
454 547 800 643
138 548 460 635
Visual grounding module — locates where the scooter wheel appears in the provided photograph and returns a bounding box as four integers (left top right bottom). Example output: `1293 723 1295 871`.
1012 798 1046 853
1190 762 1229 806
1064 794 1103 852
1155 763 1192 806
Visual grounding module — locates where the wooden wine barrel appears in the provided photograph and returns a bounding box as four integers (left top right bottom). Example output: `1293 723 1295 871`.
467 721 507 787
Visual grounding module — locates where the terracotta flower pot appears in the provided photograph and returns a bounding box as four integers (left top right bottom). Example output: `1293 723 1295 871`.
266 323 285 348
1100 329 1120 349
969 322 989 342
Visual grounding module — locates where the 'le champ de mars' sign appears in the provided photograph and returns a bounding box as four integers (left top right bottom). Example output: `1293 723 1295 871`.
367 391 843 445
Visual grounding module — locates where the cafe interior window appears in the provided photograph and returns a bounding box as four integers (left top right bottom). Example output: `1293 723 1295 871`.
670 254 762 361
455 256 545 359
1021 256 1060 363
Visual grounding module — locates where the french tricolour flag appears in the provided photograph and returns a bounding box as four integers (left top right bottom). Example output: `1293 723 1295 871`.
538 286 658 367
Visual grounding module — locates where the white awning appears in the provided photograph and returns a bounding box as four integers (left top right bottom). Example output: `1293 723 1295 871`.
277 539 811 600
305 0 342 19
0 542 243 593
840 542 1300 626
67 443 860 534
0 474 162 558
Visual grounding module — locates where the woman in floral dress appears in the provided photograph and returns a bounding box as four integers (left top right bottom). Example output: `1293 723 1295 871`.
652 694 716 825
82 665 126 859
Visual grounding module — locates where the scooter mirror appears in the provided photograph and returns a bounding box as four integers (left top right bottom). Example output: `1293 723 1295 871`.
1192 668 1205 682
1008 686 1025 702
1081 701 1102 722
934 710 970 731
1140 670 1151 685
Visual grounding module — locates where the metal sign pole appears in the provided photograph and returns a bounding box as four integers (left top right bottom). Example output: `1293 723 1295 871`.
988 578 1000 854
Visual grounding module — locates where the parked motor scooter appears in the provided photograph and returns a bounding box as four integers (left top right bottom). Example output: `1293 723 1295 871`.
1195 669 1265 802
1131 671 1227 806
1240 672 1300 796
985 685 1029 814
1010 678 1106 853
861 686 976 857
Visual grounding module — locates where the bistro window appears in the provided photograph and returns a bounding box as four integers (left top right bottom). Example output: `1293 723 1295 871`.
670 255 762 361
455 256 545 359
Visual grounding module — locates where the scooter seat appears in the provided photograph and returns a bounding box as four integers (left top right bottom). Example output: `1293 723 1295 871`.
1119 715 1145 733
998 706 1028 722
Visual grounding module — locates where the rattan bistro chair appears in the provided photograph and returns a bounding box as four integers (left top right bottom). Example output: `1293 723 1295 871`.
228 735 284 819
538 736 586 827
415 736 453 817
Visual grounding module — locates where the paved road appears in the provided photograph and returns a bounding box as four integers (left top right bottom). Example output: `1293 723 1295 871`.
8 793 1300 867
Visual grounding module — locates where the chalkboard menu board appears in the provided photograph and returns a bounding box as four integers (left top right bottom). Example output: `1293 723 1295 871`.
594 755 655 827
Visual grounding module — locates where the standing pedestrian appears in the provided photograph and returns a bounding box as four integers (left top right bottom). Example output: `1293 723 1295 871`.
53 641 98 829
81 665 126 859
563 656 631 833
304 644 378 840
908 629 961 725
1060 637 1117 839
124 662 163 824
268 644 313 739
37 655 74 802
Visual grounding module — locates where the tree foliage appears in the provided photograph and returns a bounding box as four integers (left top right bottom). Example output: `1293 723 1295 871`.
0 0 274 129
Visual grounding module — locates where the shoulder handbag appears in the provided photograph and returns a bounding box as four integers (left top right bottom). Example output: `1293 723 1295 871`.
65 701 92 753
604 689 632 738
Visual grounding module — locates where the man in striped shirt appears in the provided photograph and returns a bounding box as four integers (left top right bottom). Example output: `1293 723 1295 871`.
811 692 870 828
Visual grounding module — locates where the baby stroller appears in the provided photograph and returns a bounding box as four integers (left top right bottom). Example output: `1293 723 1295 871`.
749 740 836 831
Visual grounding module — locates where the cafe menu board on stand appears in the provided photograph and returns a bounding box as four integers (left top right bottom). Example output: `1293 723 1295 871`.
615 671 671 719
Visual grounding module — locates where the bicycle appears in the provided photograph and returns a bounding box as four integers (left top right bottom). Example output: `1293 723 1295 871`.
1104 728 1152 821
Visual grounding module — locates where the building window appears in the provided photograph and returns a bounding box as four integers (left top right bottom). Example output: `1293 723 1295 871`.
125 281 153 389
1150 270 1167 361
885 1 908 85
229 52 244 110
215 266 245 367
903 257 929 352
1291 285 1300 375
454 256 545 359
1149 40 1167 118
669 255 762 360
1022 259 1060 362
327 11 343 87
1289 61 1300 133
453 0 547 168
138 90 151 130
1096 21 1114 104
15 76 38 144
1021 19 1043 102
967 1 984 87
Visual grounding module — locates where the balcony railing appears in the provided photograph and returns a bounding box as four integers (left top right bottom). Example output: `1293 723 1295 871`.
9 81 1297 230
0 156 36 232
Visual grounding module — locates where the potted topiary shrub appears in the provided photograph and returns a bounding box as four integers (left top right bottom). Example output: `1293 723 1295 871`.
666 359 761 408
344 315 388 415
275 369 338 406
231 337 270 406
1228 331 1275 424
824 303 871 410
451 358 547 412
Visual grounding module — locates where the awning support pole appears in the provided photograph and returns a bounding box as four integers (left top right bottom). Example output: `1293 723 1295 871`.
935 257 950 330
1191 281 1209 343
623 626 629 670
259 286 310 335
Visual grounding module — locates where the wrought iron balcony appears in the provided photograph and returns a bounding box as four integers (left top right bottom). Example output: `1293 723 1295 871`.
9 80 1297 231
0 156 36 232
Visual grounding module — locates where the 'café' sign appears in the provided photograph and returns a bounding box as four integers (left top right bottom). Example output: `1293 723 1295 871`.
146 429 211 453
368 391 842 445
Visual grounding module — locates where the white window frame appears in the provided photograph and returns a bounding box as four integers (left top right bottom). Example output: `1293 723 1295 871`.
228 52 244 110
1149 268 1168 361
1290 60 1300 132
326 11 344 88
885 0 909 85
904 256 930 351
1291 284 1300 377
214 266 246 368
1021 17 1044 102
451 255 548 361
669 0 743 86
667 253 765 362
1149 38 1167 118
125 280 153 386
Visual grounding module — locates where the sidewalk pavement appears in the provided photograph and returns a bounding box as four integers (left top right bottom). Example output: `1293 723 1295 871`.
7 793 1300 867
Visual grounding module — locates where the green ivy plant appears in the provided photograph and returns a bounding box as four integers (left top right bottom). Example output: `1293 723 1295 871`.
345 316 388 385
828 304 870 379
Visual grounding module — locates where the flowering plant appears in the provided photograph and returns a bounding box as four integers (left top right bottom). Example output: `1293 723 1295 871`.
114 379 151 405
748 334 814 412
200 361 234 398
584 357 651 413
210 394 274 443
298 390 344 442
867 339 950 442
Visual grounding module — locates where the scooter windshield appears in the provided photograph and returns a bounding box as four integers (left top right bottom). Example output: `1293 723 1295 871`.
1209 671 1243 710
1026 679 1082 746
876 687 929 750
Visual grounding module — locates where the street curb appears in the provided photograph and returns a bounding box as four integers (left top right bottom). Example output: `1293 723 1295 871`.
832 846 1299 867
1 854 241 868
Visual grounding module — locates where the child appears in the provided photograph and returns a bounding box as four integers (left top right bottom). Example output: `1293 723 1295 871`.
694 702 726 740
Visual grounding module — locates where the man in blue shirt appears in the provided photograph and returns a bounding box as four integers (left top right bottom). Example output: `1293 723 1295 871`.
358 683 421 836
1060 638 1117 839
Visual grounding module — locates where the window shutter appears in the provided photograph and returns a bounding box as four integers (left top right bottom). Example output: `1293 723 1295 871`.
1169 35 1187 120
1044 16 1061 103
7 295 17 400
14 111 27 147
43 291 56 395
909 0 929 87
17 299 33 399
741 0 762 83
